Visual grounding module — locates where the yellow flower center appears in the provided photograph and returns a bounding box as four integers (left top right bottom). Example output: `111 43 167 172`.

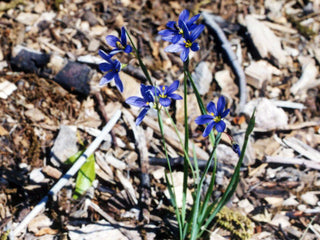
214 116 221 122
184 40 192 48
210 112 221 122
159 86 167 98
116 41 124 49
179 28 183 34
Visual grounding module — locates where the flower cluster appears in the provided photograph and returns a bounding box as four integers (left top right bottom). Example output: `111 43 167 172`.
98 10 232 138
98 27 132 92
126 81 182 125
159 9 204 62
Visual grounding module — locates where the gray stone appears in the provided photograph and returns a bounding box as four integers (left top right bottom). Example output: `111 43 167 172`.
50 125 78 167
191 61 212 95
243 98 288 130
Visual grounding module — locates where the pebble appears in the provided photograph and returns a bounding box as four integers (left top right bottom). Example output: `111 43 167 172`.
25 108 46 122
191 61 212 95
301 192 319 206
29 168 46 183
0 80 17 99
50 125 78 167
243 98 288 130
282 196 299 206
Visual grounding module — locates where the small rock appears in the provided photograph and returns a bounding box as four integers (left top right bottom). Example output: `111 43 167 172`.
83 10 99 26
301 192 319 206
25 108 46 122
16 12 40 25
34 1 46 13
297 204 307 211
243 98 288 130
245 60 281 89
282 196 299 206
88 39 100 52
215 69 239 98
50 125 78 167
28 214 52 234
238 199 254 214
216 144 238 166
264 197 283 207
191 61 212 95
42 165 62 179
29 168 46 183
265 0 286 23
271 213 290 228
0 80 17 99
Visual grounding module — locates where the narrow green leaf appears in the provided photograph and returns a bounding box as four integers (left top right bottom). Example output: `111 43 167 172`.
198 110 255 237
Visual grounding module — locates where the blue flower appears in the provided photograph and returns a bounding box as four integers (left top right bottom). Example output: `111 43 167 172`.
165 21 204 62
157 80 183 107
126 84 155 125
159 9 201 44
98 49 123 92
195 96 230 137
105 27 132 56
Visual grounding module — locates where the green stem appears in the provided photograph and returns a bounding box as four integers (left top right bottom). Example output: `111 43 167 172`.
181 59 190 230
124 27 153 86
157 109 183 239
184 69 215 146
189 133 222 240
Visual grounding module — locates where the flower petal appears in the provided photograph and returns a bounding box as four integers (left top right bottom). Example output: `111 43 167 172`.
171 34 182 44
109 49 123 56
114 60 121 72
136 107 149 125
217 96 226 114
106 35 119 48
98 49 112 61
104 71 115 80
179 9 190 22
159 97 171 107
190 24 204 42
195 115 213 125
99 62 113 72
203 121 216 137
124 45 132 53
99 75 112 86
168 93 182 100
180 48 189 62
166 21 176 29
114 74 123 92
159 29 176 36
207 102 217 115
165 43 185 53
166 80 180 94
141 84 154 102
179 20 190 40
125 96 146 107
120 27 127 45
191 42 200 52
187 14 200 26
215 120 226 132
221 109 230 118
